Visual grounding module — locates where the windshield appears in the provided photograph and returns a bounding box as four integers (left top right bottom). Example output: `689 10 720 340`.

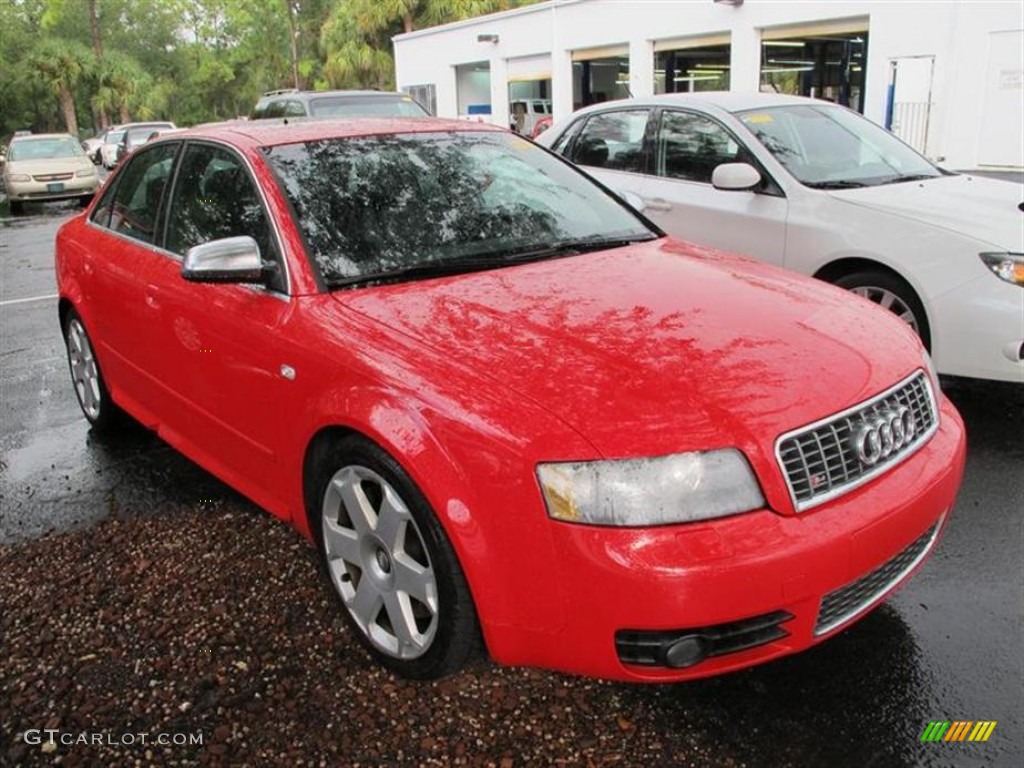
105 131 125 144
309 96 428 118
127 127 160 147
8 137 84 161
737 105 941 187
266 131 655 287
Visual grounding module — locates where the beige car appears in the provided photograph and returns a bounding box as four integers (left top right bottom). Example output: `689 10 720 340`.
3 133 100 215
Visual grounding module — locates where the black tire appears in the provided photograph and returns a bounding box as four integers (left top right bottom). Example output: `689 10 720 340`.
78 194 93 208
62 309 124 432
9 200 25 216
834 269 931 351
309 435 480 679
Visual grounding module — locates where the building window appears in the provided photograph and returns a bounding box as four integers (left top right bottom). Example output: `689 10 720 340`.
655 44 731 94
404 84 437 116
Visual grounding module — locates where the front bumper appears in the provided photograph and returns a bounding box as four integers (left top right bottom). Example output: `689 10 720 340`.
6 175 99 203
930 272 1024 383
484 396 965 682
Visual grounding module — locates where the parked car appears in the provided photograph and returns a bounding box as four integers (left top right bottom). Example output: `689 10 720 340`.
3 132 99 214
250 89 429 120
99 128 126 169
537 93 1024 384
510 98 551 135
530 115 553 138
56 118 964 682
81 135 104 164
113 121 177 166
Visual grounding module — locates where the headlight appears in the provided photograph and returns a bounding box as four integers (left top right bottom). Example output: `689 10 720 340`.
7 173 31 182
979 252 1024 286
537 448 765 527
76 167 97 177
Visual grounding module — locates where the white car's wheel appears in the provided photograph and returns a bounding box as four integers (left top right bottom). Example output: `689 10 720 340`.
836 270 931 350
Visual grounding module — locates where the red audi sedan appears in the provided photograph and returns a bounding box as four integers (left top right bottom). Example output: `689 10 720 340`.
55 118 965 682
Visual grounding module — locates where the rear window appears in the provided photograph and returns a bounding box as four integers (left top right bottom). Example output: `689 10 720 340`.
308 96 428 118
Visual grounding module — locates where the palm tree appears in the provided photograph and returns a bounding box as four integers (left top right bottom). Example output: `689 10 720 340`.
28 39 93 135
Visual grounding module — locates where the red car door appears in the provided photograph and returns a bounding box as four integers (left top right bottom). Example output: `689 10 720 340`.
141 141 305 514
77 142 181 421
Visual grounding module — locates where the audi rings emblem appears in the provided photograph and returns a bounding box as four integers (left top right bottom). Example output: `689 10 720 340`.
853 406 917 466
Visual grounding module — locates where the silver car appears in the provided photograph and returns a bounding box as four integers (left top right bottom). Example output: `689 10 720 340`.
3 133 99 215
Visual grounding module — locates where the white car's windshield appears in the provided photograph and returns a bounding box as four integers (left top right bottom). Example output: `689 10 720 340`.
309 97 428 118
8 137 84 161
266 131 656 288
738 105 941 188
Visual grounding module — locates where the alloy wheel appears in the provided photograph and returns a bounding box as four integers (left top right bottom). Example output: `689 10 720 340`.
849 285 920 334
321 465 439 660
67 318 102 420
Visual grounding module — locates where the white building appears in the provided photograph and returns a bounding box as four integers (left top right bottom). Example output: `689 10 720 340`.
393 0 1023 170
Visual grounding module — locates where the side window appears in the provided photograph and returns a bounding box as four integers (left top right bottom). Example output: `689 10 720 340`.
284 100 306 117
93 143 178 244
568 110 650 173
551 118 583 155
657 111 751 184
265 100 287 119
164 143 281 289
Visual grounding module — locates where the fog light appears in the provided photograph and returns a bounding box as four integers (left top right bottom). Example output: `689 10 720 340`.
664 635 711 668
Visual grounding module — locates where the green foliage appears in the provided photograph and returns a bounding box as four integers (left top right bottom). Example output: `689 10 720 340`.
0 0 538 137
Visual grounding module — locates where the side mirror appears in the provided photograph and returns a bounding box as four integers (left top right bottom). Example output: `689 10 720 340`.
182 236 266 283
712 162 762 191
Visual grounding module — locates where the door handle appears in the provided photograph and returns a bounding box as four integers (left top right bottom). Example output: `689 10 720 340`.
644 198 672 212
144 286 161 310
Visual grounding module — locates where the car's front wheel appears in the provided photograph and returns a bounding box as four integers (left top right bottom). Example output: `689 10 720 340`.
63 310 123 431
310 436 480 679
9 201 24 216
835 269 931 350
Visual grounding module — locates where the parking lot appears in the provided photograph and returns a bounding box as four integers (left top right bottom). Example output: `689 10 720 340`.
1 197 1022 767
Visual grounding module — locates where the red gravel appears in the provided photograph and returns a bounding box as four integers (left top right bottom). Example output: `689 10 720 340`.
0 502 734 767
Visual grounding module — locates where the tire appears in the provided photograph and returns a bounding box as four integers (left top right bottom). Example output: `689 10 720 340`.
834 269 931 351
309 435 480 679
62 310 123 431
78 195 93 208
9 200 24 216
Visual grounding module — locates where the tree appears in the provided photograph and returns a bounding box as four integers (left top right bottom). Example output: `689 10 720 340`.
321 0 525 91
27 38 94 135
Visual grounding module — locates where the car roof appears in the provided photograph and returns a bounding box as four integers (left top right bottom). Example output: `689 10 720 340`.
574 91 834 115
264 90 410 102
158 117 506 149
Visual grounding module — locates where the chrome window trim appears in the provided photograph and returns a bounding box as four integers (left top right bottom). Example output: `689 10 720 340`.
773 369 940 512
814 513 945 636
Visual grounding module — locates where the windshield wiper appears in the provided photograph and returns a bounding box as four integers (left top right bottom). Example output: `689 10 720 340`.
804 180 869 189
876 173 940 185
501 234 659 261
327 234 660 290
327 257 513 289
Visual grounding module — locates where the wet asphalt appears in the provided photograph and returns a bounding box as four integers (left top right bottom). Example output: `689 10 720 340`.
0 195 1021 768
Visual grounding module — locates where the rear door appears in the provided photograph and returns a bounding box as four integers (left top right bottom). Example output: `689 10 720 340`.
641 108 788 265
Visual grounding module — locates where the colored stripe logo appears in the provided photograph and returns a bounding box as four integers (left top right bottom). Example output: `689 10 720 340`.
921 721 997 742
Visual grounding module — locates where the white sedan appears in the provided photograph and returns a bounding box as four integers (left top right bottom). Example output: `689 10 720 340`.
537 93 1023 384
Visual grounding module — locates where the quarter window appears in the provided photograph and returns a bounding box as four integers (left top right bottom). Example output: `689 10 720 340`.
656 111 751 184
92 143 178 244
569 110 650 173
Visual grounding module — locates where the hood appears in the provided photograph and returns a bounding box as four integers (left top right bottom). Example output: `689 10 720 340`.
7 157 93 177
828 174 1024 251
335 239 924 464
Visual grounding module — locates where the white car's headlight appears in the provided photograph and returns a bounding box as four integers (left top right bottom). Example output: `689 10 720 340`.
537 449 765 527
76 167 97 177
7 173 31 182
979 252 1024 287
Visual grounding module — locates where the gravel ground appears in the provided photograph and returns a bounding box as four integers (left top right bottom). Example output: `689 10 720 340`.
1 499 726 768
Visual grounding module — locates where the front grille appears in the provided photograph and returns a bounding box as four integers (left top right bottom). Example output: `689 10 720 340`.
616 610 794 668
776 371 937 511
33 173 73 182
815 518 942 635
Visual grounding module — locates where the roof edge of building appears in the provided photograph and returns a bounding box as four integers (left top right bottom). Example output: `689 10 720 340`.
392 0 587 44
